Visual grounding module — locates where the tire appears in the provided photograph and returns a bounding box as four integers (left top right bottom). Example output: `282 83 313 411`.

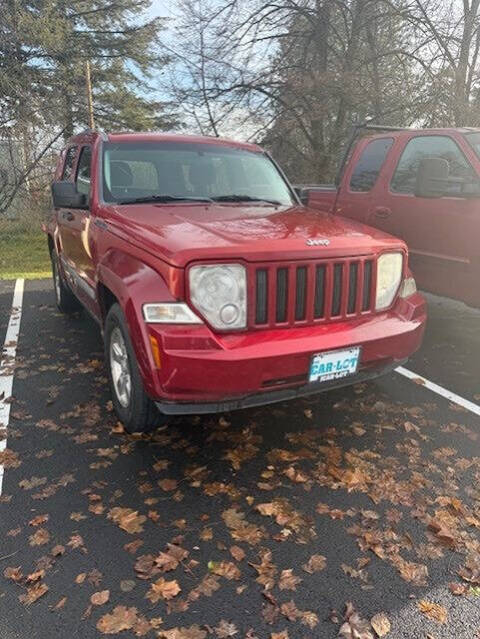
51 251 82 313
105 303 167 433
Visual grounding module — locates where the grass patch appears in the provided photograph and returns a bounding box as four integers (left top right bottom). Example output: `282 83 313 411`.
0 229 51 279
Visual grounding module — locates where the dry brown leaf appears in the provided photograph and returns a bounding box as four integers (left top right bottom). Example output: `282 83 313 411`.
417 600 448 624
146 577 181 603
278 569 301 591
26 569 45 583
214 620 238 637
29 514 49 527
449 582 468 596
4 566 22 582
370 612 391 637
158 478 178 491
108 507 146 534
302 554 326 574
338 602 374 639
158 625 207 639
91 590 110 606
230 546 245 562
53 596 67 610
97 605 138 634
208 561 241 580
19 582 49 605
29 528 50 546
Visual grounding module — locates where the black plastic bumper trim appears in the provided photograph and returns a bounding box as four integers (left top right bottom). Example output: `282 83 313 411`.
155 359 406 416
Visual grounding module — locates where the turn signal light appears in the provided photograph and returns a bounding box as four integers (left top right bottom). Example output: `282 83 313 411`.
149 335 162 369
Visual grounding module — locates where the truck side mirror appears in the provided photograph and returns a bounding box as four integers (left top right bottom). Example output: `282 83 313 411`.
52 181 87 209
414 157 449 198
293 186 309 205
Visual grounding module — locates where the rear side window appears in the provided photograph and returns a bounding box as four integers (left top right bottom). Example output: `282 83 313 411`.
62 146 77 180
75 146 92 197
391 135 475 194
349 138 393 192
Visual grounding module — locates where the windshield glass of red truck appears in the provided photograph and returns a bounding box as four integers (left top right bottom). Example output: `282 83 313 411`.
101 142 296 206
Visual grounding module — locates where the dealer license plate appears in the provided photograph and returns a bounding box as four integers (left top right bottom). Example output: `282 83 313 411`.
309 347 361 383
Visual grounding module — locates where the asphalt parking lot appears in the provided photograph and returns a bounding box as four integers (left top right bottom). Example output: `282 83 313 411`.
1 279 480 639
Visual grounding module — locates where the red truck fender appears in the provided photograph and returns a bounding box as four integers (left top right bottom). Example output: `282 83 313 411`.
97 250 177 396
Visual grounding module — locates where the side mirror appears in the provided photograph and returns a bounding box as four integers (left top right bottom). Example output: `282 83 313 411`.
293 186 309 205
52 181 87 209
414 157 449 198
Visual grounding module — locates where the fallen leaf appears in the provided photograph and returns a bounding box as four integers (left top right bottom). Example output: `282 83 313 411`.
208 561 241 580
230 546 245 562
449 582 468 596
146 577 181 603
29 528 50 546
108 507 146 534
97 605 138 634
120 580 136 592
91 590 110 606
53 596 67 610
278 569 301 591
417 600 448 624
302 554 326 574
338 602 374 639
214 620 238 637
158 625 207 639
19 582 49 605
370 612 391 636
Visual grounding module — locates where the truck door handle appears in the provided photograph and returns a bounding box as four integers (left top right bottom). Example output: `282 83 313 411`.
62 211 74 222
374 207 391 219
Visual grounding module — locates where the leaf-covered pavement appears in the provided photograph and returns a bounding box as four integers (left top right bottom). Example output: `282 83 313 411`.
0 281 479 638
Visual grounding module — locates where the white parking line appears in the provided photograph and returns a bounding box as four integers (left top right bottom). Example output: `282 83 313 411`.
396 365 480 417
0 279 25 495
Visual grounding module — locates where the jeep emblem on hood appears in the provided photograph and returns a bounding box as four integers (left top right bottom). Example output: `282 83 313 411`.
306 238 330 247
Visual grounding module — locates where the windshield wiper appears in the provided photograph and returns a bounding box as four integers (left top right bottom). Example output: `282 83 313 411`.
118 195 213 204
212 194 281 206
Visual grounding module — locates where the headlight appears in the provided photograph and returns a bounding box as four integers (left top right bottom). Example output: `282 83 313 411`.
143 303 202 324
189 264 247 330
399 276 417 299
376 252 403 310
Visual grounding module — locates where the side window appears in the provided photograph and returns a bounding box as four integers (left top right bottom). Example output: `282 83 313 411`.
62 146 77 180
391 135 475 194
76 146 92 197
349 138 393 192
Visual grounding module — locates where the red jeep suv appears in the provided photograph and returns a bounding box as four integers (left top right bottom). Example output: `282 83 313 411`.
46 130 426 432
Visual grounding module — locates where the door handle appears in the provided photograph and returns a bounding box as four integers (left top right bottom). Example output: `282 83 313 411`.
374 206 391 219
62 211 74 222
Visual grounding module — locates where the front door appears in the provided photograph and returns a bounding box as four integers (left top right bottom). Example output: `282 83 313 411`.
378 134 479 304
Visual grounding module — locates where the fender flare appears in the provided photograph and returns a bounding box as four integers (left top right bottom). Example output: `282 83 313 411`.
97 250 177 396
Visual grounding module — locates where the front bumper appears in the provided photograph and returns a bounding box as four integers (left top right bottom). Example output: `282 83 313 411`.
155 358 406 414
145 292 426 414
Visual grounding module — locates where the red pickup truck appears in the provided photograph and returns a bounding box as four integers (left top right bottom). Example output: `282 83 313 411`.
47 130 426 432
301 125 480 308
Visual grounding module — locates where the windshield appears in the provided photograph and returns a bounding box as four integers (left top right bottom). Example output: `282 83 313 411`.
101 142 296 206
464 131 480 160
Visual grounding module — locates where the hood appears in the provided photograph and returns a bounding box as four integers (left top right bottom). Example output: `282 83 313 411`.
106 203 405 267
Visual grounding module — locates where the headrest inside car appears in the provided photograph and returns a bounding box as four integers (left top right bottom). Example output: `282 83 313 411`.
110 161 133 187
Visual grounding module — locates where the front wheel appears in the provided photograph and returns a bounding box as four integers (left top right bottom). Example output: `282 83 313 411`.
105 303 167 433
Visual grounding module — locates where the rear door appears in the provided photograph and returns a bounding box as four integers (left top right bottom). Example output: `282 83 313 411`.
56 145 96 307
56 145 78 271
377 134 479 302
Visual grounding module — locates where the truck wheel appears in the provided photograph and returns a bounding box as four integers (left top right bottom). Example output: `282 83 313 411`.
51 251 82 313
105 303 166 433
